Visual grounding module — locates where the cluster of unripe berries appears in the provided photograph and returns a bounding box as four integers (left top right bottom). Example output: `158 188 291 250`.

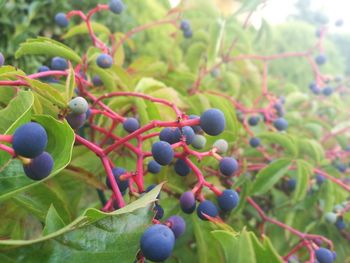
324 200 349 232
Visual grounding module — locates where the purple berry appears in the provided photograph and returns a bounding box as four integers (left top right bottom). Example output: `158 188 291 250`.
174 159 191 176
219 157 239 176
96 54 113 69
66 113 86 129
23 152 54 180
217 189 239 212
109 0 125 14
180 191 196 214
55 12 69 27
200 109 226 136
151 141 174 165
315 247 334 263
123 117 140 133
166 215 186 238
51 57 68 71
106 167 128 193
147 160 161 174
197 200 218 220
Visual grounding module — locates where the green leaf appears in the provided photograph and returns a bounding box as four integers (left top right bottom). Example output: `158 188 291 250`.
65 67 75 102
62 22 111 39
42 205 66 235
293 160 313 203
252 159 292 195
15 37 81 63
258 133 298 157
211 230 237 261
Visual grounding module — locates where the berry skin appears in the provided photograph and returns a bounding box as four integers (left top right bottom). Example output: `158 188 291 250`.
153 204 164 220
322 87 333 96
68 97 89 114
166 215 186 239
336 163 346 173
191 134 206 149
315 248 335 263
248 115 260 126
106 167 129 193
23 152 54 181
92 75 103 86
140 224 175 262
316 174 326 185
109 0 125 14
159 127 179 144
217 189 239 212
66 113 86 129
96 54 113 69
123 117 140 133
180 20 191 31
219 157 239 176
324 212 337 224
0 52 4 66
180 191 196 214
189 114 202 133
55 13 69 27
213 139 228 153
309 82 321 94
200 108 226 136
37 65 51 81
273 118 288 131
183 28 193 38
51 57 68 71
181 126 195 144
249 137 260 148
13 122 48 158
286 178 297 191
197 200 219 220
147 160 161 174
315 54 327 65
151 141 174 166
174 159 190 176
335 218 346 230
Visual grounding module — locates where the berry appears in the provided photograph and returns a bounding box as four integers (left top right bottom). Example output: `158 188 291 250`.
66 113 86 129
37 65 51 81
180 191 196 214
249 137 260 148
181 126 195 144
286 178 297 191
166 215 186 239
55 13 69 27
322 87 333 96
213 139 228 153
217 189 239 212
316 174 326 185
106 167 128 193
109 0 125 14
191 134 206 149
219 157 239 176
0 52 4 66
23 152 54 181
180 20 191 31
197 200 218 220
315 54 327 65
147 160 161 174
324 212 337 224
315 248 334 263
140 224 175 262
174 159 190 176
68 97 89 114
248 115 260 126
274 118 288 131
96 54 113 69
123 117 140 133
183 28 193 38
51 57 68 71
13 122 48 158
92 75 103 86
151 141 174 165
335 218 346 230
200 108 226 136
336 163 346 173
153 204 164 220
309 82 321 94
159 127 181 144
274 103 284 117
188 114 202 133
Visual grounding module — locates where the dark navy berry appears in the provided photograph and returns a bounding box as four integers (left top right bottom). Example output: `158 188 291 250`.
197 200 218 220
23 152 54 180
123 117 140 133
92 75 103 86
109 0 125 14
217 189 239 212
322 87 333 96
159 127 181 144
315 247 334 263
274 118 288 131
96 54 113 68
55 12 69 27
140 224 175 262
51 57 68 71
106 167 129 193
181 126 195 144
249 137 260 148
13 122 48 158
248 115 260 126
0 52 4 66
286 178 297 191
180 191 196 214
316 174 326 185
147 160 161 174
335 218 346 230
219 157 239 176
189 114 202 133
66 113 86 129
315 54 327 65
200 109 226 136
151 141 174 165
166 215 186 239
174 159 190 176
69 97 89 114
153 204 164 220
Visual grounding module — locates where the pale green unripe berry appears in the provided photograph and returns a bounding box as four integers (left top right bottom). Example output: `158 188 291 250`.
192 134 206 149
213 139 228 153
324 212 337 224
69 97 89 114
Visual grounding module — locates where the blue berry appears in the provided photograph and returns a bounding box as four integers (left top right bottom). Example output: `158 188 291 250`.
219 157 239 176
322 87 333 96
316 174 326 185
166 215 186 239
0 52 4 66
13 122 48 158
315 248 334 263
109 0 125 14
336 163 346 173
335 218 346 230
286 178 297 191
181 126 195 144
55 13 69 27
217 189 239 212
66 113 86 129
197 200 218 220
123 117 140 133
315 54 327 65
92 75 103 86
37 65 52 81
96 54 113 68
23 152 54 181
180 20 191 31
274 118 288 131
159 127 181 144
147 160 161 174
188 114 202 133
183 28 193 38
174 159 190 176
51 57 68 71
200 109 226 136
180 191 196 214
191 134 206 149
248 115 260 126
249 137 260 148
68 97 89 114
151 141 174 165
106 167 128 193
309 82 321 94
153 204 164 220
140 224 175 262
